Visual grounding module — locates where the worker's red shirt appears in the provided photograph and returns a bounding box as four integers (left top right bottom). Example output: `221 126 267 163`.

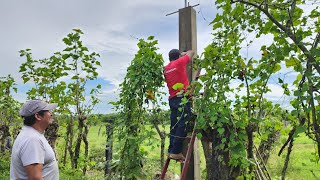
164 55 190 99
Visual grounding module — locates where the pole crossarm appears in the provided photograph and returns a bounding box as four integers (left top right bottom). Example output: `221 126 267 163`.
165 4 199 16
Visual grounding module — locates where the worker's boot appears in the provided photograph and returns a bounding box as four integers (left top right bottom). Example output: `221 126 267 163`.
169 153 185 161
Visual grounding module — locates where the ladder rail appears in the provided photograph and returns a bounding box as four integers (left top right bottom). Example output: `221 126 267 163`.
180 128 196 180
160 158 171 179
160 124 197 180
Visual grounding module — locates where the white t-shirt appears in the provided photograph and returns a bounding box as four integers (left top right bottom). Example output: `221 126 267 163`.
10 126 59 180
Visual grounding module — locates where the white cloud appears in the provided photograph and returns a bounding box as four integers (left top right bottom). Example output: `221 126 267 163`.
2 0 313 127
6 0 302 113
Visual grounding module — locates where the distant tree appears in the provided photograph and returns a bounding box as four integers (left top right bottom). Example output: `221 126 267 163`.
147 109 170 169
19 29 101 174
0 75 21 152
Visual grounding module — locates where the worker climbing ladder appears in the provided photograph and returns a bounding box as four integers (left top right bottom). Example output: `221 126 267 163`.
161 62 201 179
163 1 200 179
160 66 201 180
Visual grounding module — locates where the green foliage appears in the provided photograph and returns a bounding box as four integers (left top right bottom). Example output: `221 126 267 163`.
111 36 164 179
0 151 11 176
268 134 320 179
192 0 320 177
61 29 101 112
19 29 102 172
238 0 320 154
194 36 251 171
19 29 101 114
192 0 320 178
0 75 21 127
172 82 184 90
2 1 319 178
19 28 102 117
0 75 21 153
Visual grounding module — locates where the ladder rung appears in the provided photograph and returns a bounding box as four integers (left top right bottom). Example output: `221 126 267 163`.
161 122 198 180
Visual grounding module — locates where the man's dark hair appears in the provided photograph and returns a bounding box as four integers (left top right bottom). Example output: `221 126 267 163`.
23 110 48 126
169 49 180 61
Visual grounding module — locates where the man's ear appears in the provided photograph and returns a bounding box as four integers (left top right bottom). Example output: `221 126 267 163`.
34 113 41 120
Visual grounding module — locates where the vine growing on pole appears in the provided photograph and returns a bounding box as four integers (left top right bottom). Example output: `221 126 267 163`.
111 36 164 179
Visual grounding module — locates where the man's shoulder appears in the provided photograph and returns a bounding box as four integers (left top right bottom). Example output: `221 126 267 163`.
15 128 42 143
15 132 41 145
178 55 190 62
164 62 174 70
165 55 189 68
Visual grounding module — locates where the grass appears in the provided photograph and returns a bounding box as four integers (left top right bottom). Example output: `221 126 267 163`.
138 125 207 178
142 127 320 180
267 134 320 180
56 124 107 179
56 125 320 179
2 124 319 179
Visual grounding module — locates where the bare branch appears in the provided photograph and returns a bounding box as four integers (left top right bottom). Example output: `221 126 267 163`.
232 0 289 10
231 0 320 75
312 32 320 49
258 66 274 118
278 127 295 156
286 0 297 33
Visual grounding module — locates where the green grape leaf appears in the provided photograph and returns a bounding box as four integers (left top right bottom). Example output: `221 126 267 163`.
285 58 299 68
172 83 184 90
273 63 281 72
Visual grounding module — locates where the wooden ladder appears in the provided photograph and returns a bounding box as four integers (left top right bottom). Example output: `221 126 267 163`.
160 126 197 180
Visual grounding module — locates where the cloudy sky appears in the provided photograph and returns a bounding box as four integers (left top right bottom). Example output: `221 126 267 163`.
0 0 219 113
0 0 302 113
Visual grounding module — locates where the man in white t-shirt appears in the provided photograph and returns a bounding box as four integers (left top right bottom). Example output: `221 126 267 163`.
10 100 59 180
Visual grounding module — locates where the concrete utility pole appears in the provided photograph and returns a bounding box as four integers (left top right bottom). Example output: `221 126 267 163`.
179 6 197 83
179 6 199 180
166 2 200 180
